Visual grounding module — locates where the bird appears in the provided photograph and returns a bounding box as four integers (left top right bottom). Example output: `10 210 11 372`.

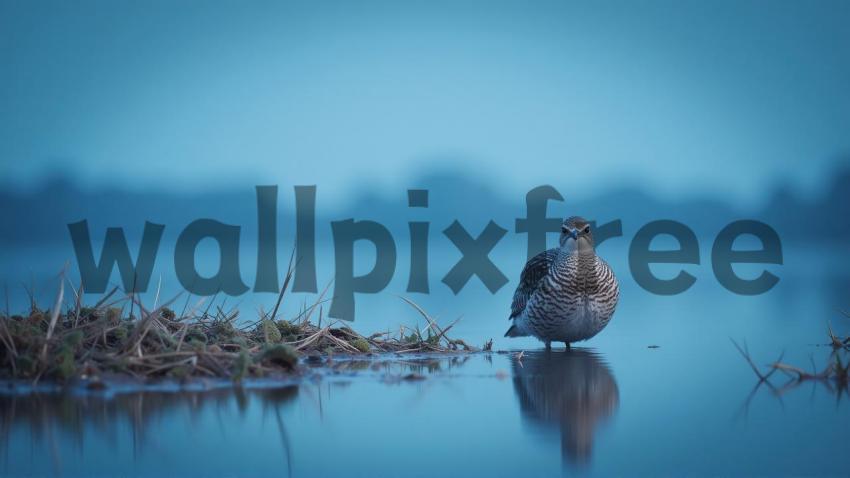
505 216 619 350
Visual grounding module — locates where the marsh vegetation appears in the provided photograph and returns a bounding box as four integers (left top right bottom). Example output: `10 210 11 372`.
0 263 481 385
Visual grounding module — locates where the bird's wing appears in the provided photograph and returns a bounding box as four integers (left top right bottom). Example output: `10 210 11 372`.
509 248 559 319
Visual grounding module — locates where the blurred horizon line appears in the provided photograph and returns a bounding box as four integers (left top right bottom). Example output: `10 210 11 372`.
2 159 849 246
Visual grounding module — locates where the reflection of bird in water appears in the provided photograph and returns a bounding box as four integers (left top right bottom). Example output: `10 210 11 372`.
506 216 619 349
511 349 619 466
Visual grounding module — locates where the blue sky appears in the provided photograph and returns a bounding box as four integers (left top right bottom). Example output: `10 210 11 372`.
2 0 849 207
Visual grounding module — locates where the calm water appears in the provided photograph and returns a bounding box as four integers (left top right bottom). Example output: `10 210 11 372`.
1 346 848 478
1 243 849 476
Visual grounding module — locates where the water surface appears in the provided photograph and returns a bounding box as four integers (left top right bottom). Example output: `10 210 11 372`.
2 344 848 477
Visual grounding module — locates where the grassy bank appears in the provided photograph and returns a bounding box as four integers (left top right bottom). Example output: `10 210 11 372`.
0 266 483 384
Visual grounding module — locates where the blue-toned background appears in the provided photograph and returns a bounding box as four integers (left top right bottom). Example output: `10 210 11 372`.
1 0 849 344
3 3 850 477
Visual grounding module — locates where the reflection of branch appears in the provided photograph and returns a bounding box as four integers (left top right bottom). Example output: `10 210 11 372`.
735 380 780 422
730 338 783 382
732 325 850 409
731 339 786 420
274 407 293 478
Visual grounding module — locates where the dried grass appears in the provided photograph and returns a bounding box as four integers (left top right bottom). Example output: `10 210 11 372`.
0 263 480 384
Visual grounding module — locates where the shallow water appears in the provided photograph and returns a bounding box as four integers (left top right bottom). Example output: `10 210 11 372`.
1 344 848 478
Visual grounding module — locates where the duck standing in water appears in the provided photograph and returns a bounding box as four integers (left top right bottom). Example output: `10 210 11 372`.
505 216 619 350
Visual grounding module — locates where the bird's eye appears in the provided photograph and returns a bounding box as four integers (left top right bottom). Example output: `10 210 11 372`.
583 226 591 234
561 226 568 233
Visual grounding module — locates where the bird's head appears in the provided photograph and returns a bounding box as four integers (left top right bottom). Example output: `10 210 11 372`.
559 216 594 253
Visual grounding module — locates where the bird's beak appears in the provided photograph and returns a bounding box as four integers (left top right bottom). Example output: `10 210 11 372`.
568 228 577 240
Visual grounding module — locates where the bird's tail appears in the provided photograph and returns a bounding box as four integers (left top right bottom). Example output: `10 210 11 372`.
504 324 528 338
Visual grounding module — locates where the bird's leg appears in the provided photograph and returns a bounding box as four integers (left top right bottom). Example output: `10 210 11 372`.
564 342 571 350
544 341 551 351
